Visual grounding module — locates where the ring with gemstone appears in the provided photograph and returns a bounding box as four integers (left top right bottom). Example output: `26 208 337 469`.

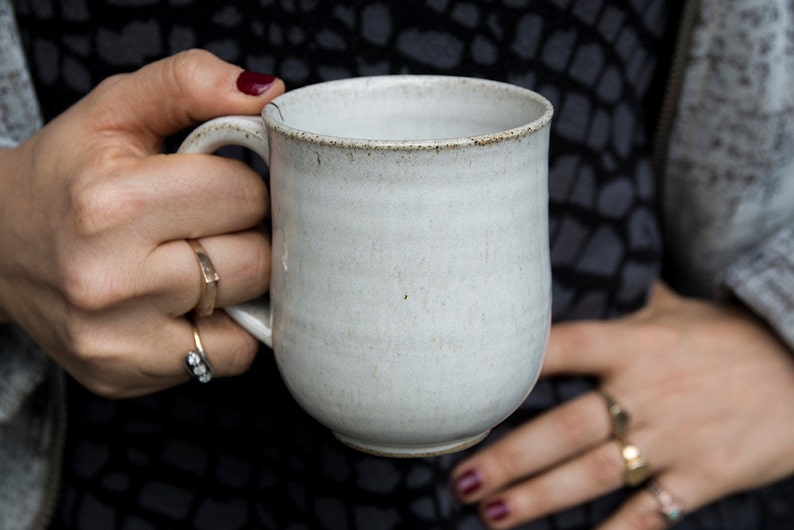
184 320 213 383
599 390 631 438
647 479 684 523
187 239 219 317
620 439 650 487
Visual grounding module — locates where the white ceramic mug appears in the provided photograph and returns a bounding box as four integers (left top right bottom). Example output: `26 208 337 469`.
179 75 553 457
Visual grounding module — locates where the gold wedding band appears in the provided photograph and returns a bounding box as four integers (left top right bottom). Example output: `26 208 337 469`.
647 480 684 523
187 239 219 317
620 440 651 487
184 319 213 383
599 390 631 438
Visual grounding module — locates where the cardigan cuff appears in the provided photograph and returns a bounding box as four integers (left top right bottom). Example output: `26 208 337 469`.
722 227 794 352
0 324 50 423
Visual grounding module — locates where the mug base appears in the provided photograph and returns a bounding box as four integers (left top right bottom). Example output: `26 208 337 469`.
333 430 490 458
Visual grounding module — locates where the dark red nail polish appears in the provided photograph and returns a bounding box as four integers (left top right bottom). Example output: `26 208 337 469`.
454 469 483 496
236 71 277 96
484 499 510 522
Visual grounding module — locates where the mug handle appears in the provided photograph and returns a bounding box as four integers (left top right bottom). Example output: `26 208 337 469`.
178 115 274 347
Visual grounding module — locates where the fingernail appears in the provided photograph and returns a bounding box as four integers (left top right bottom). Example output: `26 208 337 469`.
484 499 510 522
236 71 277 96
454 469 483 497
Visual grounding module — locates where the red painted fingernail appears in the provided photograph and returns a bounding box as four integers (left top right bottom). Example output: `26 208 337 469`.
236 71 277 96
484 499 510 522
454 469 483 497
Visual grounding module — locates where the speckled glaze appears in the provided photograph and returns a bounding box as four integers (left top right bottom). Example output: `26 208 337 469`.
180 76 553 457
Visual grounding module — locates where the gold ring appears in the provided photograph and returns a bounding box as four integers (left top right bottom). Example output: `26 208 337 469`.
187 239 219 317
647 480 684 523
599 390 630 438
184 319 213 383
620 440 650 487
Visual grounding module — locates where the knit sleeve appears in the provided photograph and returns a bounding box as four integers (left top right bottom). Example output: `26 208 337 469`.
0 0 50 421
722 227 794 352
0 326 51 423
0 0 42 147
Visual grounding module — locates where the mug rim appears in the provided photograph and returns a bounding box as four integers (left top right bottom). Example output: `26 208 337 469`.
261 74 553 151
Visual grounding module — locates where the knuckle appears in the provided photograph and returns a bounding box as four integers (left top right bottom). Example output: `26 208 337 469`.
488 443 531 487
61 183 145 311
167 48 216 100
552 401 603 447
506 484 549 521
81 74 132 127
89 72 129 102
64 334 133 399
172 48 214 69
69 177 143 238
60 260 128 312
170 48 203 76
585 445 622 487
63 319 111 364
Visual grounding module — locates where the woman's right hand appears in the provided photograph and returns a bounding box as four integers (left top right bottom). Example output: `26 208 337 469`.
0 50 284 397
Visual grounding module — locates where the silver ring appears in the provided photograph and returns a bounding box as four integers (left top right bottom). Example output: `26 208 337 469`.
184 321 213 383
648 480 684 524
187 239 219 317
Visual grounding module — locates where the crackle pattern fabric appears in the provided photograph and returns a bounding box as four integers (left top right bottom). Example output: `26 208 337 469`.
6 0 792 528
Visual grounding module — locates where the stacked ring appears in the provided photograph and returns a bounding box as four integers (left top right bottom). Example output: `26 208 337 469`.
184 320 213 383
620 440 651 487
598 389 683 522
598 391 650 487
648 480 684 523
599 391 631 438
187 239 219 317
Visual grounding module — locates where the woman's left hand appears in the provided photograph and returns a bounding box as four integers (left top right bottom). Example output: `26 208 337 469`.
451 282 794 529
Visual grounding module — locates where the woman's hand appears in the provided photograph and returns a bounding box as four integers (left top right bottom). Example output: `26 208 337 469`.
451 282 794 529
0 50 284 397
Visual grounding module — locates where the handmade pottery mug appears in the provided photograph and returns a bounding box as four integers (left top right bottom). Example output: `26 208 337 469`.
179 75 553 457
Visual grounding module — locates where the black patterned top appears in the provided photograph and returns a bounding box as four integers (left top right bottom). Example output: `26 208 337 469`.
12 1 789 529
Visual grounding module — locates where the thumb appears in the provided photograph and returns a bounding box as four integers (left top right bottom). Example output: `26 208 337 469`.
88 49 284 146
